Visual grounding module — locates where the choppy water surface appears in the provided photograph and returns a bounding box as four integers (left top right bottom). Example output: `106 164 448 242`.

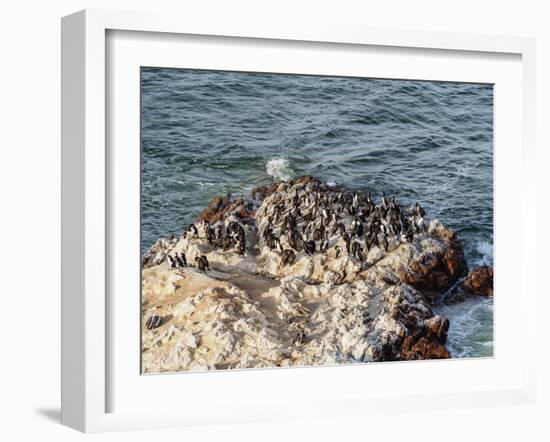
141 68 494 358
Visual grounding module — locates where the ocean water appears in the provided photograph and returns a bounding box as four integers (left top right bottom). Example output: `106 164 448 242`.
141 68 494 358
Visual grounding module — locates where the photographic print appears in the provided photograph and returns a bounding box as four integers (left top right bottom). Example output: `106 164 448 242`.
140 68 494 373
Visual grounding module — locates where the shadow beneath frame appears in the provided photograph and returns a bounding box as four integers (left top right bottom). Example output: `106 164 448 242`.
35 407 61 423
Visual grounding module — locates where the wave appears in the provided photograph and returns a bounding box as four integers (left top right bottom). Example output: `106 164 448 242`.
476 240 493 266
434 297 493 358
266 157 293 182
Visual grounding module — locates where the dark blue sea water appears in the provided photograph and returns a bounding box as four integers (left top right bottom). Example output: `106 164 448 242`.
141 68 494 358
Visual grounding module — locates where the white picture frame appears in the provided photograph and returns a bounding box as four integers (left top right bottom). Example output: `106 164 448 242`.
61 9 537 433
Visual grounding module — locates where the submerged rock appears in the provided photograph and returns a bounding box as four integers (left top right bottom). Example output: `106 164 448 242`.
141 176 471 373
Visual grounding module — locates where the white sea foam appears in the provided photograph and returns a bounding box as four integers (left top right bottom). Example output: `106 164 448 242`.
266 157 293 182
327 180 337 187
435 298 493 358
476 240 493 265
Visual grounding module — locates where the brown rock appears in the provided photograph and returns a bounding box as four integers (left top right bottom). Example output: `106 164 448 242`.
463 266 494 297
292 175 318 185
250 182 279 201
197 195 255 224
424 315 450 341
401 336 450 360
399 238 467 296
400 253 450 293
197 195 229 224
401 315 450 360
442 243 467 279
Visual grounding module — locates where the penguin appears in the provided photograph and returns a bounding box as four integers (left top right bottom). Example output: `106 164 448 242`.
356 246 364 262
275 238 284 254
176 252 187 267
304 240 316 255
381 192 389 210
337 222 346 236
313 227 323 241
195 255 211 273
204 224 214 244
352 218 364 236
187 223 198 236
293 329 307 346
145 313 163 330
381 235 389 253
342 232 352 253
281 249 296 266
352 193 359 210
214 224 223 243
167 255 177 269
351 241 360 259
366 192 373 205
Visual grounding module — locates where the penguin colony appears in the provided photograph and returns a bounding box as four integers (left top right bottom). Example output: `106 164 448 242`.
257 179 428 269
160 178 428 275
163 219 246 273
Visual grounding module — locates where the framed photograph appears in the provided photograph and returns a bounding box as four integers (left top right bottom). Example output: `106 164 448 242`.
61 9 537 432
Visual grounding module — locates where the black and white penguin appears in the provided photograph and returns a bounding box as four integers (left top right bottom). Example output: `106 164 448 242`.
167 255 177 269
176 252 187 267
351 241 360 259
381 235 389 253
214 224 223 243
342 232 352 253
304 240 316 255
415 202 425 218
352 218 364 236
187 223 198 235
205 224 214 244
146 313 163 330
275 238 284 254
381 192 389 210
281 249 296 266
195 255 211 273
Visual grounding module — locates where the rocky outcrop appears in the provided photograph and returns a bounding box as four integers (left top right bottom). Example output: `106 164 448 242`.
197 195 256 225
141 177 469 373
399 241 467 300
441 264 494 305
463 266 494 297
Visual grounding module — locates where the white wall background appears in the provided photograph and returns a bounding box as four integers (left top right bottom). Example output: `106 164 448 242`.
0 0 547 440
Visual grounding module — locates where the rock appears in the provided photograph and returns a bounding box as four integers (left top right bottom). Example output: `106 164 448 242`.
197 195 256 224
141 176 468 372
463 266 494 297
399 235 467 297
141 236 178 268
250 182 279 201
401 336 450 360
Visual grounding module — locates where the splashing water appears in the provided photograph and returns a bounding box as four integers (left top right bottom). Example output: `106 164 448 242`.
266 157 294 182
476 240 494 266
